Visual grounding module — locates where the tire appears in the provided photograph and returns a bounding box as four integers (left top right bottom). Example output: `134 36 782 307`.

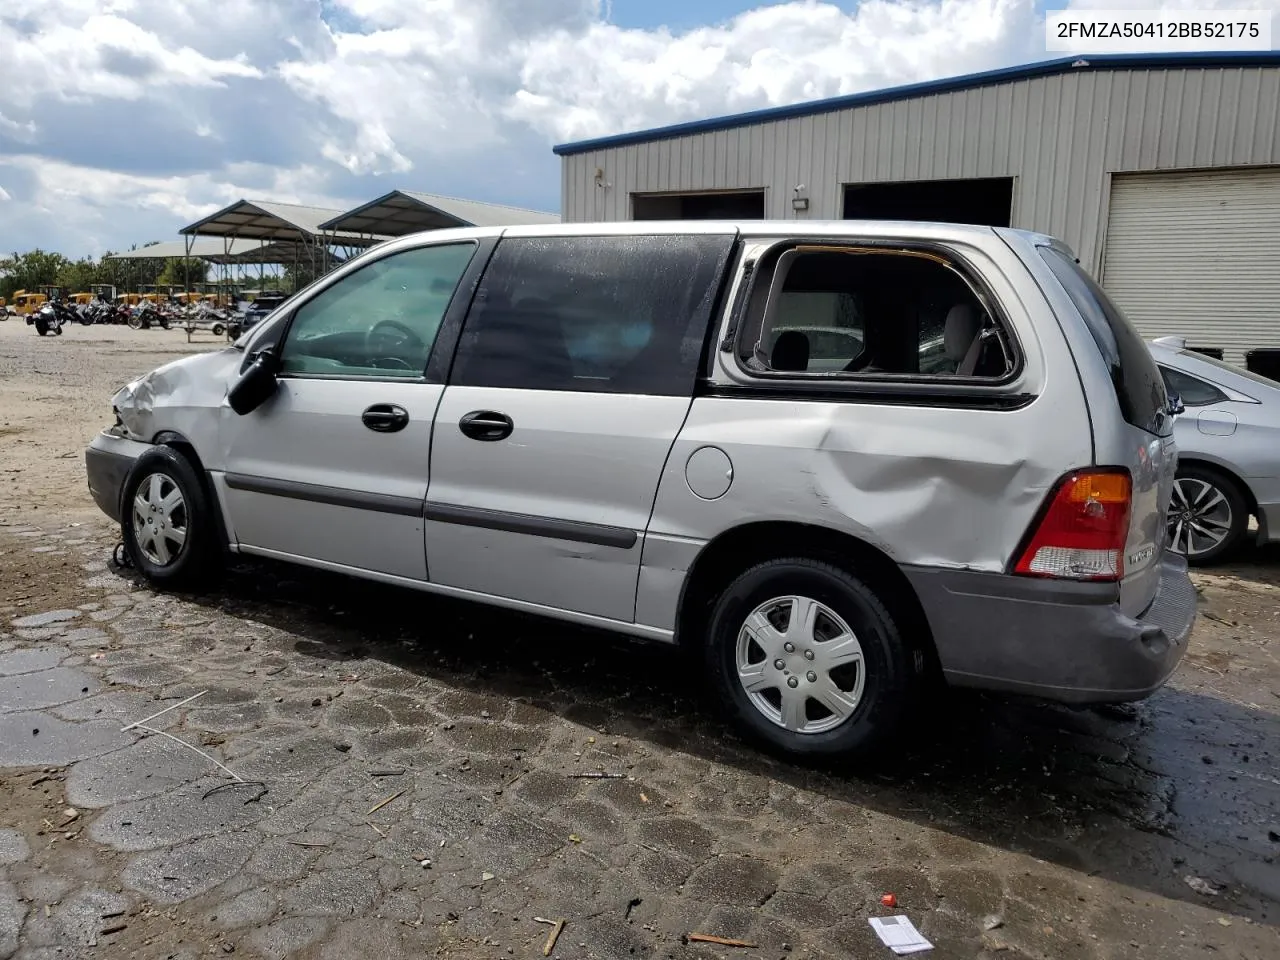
120 446 216 588
128 314 142 329
160 319 171 330
35 318 48 336
53 323 63 336
1168 465 1250 565
705 558 915 760
212 323 225 337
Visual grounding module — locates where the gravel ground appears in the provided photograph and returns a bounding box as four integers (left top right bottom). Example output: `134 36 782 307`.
0 318 1278 960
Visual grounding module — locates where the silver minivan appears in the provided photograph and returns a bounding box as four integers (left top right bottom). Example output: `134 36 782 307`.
85 221 1195 759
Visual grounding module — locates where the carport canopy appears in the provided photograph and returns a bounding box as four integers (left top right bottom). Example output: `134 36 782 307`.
179 199 384 247
106 238 286 264
319 190 560 236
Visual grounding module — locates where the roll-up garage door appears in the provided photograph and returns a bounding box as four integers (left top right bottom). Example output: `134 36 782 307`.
1101 168 1280 365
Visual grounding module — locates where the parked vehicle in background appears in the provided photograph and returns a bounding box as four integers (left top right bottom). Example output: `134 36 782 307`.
84 221 1193 760
11 291 47 316
1149 336 1280 564
233 292 290 339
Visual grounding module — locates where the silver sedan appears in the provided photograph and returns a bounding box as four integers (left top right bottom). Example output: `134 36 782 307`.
1149 337 1280 563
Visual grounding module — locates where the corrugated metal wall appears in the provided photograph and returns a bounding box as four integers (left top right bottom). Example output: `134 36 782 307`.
560 66 1280 274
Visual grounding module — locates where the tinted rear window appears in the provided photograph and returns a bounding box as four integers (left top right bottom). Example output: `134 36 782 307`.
1039 247 1168 436
451 234 734 396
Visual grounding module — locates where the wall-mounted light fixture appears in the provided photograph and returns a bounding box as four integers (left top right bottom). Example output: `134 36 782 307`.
594 167 612 190
792 183 809 211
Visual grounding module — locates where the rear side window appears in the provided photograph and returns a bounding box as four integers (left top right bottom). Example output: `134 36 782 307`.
451 234 734 396
1158 366 1227 407
1039 247 1168 435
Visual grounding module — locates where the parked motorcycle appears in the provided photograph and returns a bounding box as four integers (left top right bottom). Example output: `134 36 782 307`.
127 302 171 330
29 303 65 336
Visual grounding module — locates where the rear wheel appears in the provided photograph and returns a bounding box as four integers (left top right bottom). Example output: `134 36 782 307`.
705 558 915 760
121 446 216 588
1167 465 1249 565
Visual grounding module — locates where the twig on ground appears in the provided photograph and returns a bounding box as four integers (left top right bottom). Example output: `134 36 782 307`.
367 789 407 815
366 821 387 838
285 840 329 847
202 781 268 804
568 772 625 780
121 690 208 732
687 933 758 948
533 918 566 956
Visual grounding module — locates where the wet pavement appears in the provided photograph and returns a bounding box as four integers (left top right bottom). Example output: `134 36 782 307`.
1 519 1278 960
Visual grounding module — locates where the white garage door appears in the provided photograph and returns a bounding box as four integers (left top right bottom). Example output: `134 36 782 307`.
1101 168 1280 365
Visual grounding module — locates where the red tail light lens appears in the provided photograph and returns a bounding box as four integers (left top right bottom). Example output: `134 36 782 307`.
1014 470 1132 581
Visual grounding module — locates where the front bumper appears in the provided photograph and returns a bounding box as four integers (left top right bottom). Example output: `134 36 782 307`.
907 554 1196 703
85 430 152 522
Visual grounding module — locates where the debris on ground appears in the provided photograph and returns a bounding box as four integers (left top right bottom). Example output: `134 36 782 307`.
367 789 406 815
686 933 758 948
983 915 1004 931
868 915 933 955
1184 876 1222 896
881 893 898 908
568 772 625 779
534 918 566 956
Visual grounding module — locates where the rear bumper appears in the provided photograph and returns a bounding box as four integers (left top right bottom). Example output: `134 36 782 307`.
906 555 1195 703
85 431 151 522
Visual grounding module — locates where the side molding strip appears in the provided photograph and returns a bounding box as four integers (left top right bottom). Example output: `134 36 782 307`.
424 502 638 549
223 473 423 518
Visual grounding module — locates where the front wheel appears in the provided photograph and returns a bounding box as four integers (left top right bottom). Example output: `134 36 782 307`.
121 446 216 588
705 558 915 760
1167 466 1249 565
35 318 48 336
211 323 225 337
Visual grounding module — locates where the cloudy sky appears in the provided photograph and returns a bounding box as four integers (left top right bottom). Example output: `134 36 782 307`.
0 0 1273 255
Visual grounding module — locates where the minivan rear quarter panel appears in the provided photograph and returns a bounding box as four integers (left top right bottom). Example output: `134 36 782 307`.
637 230 1095 634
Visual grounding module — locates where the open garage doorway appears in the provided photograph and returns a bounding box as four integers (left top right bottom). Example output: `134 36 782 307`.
843 178 1013 227
632 190 765 220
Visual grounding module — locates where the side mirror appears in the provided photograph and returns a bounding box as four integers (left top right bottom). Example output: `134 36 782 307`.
228 348 280 416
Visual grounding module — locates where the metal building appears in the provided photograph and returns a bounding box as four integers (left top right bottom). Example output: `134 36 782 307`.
555 52 1280 363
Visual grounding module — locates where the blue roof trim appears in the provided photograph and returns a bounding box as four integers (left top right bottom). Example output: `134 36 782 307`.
552 51 1280 157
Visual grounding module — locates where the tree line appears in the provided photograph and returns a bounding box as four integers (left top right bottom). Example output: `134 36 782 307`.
0 246 210 300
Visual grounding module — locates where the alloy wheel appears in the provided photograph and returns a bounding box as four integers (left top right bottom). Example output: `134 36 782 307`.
1167 476 1233 557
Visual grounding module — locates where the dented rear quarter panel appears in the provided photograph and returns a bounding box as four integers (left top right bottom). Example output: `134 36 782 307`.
639 230 1094 632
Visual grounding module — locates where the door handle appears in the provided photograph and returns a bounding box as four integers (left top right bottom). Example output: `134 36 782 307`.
362 404 410 433
458 410 514 441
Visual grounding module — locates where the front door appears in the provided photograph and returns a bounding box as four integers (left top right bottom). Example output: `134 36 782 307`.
424 232 736 621
218 240 481 581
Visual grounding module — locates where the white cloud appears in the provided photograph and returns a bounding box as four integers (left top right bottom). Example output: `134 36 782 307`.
0 0 1275 253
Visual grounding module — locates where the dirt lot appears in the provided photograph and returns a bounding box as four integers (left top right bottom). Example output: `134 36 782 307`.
0 319 1278 960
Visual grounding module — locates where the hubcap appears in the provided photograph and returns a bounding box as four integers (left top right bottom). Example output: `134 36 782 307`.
131 473 188 567
1167 477 1232 556
735 596 866 735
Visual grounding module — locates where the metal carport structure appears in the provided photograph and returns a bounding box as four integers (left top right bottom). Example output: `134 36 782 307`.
318 190 559 237
179 200 385 292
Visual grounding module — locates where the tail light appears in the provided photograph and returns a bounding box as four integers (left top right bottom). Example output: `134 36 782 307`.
1014 470 1132 581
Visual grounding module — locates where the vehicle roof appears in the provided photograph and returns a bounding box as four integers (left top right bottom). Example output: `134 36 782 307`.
359 219 1053 254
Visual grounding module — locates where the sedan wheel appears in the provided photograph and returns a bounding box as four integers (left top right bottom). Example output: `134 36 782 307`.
1167 467 1248 564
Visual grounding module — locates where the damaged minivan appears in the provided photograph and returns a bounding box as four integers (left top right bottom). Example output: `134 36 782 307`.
85 221 1195 759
